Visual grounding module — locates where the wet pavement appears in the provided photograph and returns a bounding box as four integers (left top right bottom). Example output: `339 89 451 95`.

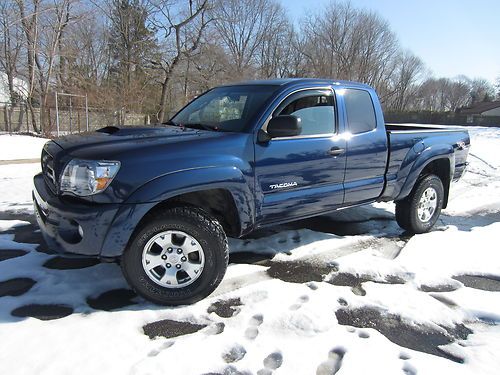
143 319 208 339
335 306 472 363
453 274 500 292
11 304 74 321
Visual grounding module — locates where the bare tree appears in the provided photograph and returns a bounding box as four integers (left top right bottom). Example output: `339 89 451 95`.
0 0 25 131
446 76 471 111
299 0 399 94
2 0 496 132
388 51 424 111
149 0 211 122
496 76 500 100
15 0 41 132
469 77 495 104
38 0 75 133
190 42 229 91
411 76 477 112
64 11 110 88
107 0 156 110
213 0 283 78
15 0 76 134
258 7 297 78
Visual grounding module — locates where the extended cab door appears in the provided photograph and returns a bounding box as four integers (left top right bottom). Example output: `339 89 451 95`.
254 88 347 225
340 88 388 205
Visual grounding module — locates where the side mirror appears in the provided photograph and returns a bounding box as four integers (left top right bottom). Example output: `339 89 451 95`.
266 115 302 139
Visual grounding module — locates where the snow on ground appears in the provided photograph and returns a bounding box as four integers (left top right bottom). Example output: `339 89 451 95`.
0 163 41 213
0 128 500 375
0 133 48 161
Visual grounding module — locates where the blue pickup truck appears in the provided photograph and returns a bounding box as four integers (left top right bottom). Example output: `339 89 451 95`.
33 78 470 305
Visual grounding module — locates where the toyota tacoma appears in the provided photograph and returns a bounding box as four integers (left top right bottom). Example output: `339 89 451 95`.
33 79 470 305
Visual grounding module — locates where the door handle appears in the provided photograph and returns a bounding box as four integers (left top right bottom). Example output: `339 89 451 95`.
328 147 345 156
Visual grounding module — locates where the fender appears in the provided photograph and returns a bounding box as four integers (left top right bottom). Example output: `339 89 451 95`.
395 144 454 201
100 166 254 257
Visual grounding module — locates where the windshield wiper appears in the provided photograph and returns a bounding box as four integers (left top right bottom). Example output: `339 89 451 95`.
182 123 219 131
162 120 219 131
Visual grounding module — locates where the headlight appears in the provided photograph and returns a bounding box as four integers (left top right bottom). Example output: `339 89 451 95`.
60 159 120 196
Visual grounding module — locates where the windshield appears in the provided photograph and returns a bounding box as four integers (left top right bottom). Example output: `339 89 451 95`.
169 85 279 132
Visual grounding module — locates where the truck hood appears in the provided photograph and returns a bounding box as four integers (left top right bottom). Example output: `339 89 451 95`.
46 124 253 204
52 125 221 157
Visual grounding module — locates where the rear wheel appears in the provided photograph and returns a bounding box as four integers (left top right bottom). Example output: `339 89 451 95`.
395 174 444 234
121 206 228 305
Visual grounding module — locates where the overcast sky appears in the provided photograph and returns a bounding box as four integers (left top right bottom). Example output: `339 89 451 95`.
284 0 500 84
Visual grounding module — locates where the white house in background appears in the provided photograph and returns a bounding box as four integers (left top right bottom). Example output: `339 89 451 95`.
459 101 500 116
458 101 500 123
0 72 28 103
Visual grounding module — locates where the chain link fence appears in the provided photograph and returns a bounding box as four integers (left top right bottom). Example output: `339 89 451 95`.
0 101 150 137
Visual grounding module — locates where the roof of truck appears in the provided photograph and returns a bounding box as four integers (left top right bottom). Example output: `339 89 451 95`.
226 78 373 90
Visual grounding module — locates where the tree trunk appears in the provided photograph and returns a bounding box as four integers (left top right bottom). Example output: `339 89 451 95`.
27 100 39 133
183 59 190 102
3 105 9 132
7 104 15 132
158 74 171 123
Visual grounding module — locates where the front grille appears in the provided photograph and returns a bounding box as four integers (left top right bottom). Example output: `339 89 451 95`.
41 148 57 193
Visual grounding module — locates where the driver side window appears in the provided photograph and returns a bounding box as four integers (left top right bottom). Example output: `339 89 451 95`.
275 92 336 136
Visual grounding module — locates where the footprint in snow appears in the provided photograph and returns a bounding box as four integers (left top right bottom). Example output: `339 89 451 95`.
316 347 346 375
289 294 310 311
244 313 264 340
358 330 370 339
429 294 458 309
338 298 348 307
306 281 319 290
207 298 243 318
402 362 418 375
221 344 247 363
147 341 175 357
399 352 411 360
257 351 283 374
299 294 310 303
351 285 366 296
220 365 252 375
205 322 225 335
244 290 269 304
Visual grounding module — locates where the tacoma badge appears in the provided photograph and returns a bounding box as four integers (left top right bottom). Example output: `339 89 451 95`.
269 182 298 190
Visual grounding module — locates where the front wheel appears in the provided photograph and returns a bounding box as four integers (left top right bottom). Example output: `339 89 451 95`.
395 174 444 234
121 206 228 305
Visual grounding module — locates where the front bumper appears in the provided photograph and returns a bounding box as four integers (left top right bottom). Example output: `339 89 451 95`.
33 173 121 256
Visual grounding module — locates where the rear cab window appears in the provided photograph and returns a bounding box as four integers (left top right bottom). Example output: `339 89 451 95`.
343 89 377 134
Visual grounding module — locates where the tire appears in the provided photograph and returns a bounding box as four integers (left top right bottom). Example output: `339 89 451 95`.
395 174 444 234
121 206 228 305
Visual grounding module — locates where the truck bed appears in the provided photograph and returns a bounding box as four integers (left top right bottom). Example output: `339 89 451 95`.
385 123 467 132
381 123 470 202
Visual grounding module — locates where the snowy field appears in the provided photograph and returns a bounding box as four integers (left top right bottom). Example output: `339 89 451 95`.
0 128 499 375
0 133 48 161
